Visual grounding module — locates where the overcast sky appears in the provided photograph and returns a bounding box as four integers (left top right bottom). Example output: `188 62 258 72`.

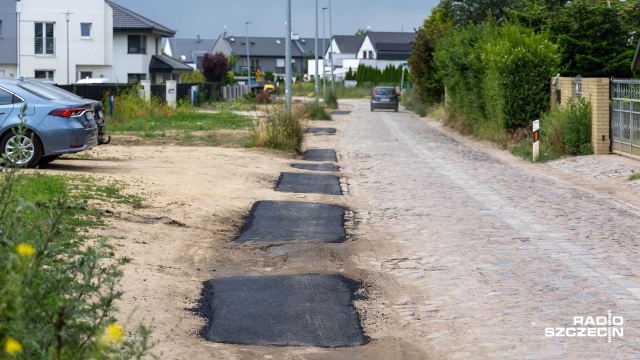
112 0 440 40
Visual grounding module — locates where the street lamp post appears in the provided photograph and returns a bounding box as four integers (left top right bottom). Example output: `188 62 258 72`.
245 22 251 86
329 0 334 93
314 0 319 105
64 10 72 84
285 0 292 110
322 7 327 101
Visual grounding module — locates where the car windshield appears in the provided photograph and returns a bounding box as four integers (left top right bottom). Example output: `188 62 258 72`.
18 81 81 101
376 87 394 95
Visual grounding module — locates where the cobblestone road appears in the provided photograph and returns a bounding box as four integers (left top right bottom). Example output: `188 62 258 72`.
338 100 640 359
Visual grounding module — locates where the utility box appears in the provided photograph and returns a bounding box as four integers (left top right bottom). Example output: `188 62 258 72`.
166 80 177 108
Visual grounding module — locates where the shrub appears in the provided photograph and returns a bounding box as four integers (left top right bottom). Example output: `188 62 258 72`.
250 105 307 153
201 52 229 83
0 126 153 358
304 102 331 120
434 22 560 135
538 96 592 156
324 91 339 109
563 97 592 155
254 92 272 104
400 88 427 117
181 70 206 83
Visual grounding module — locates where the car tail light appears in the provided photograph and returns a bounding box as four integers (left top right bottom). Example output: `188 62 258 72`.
393 88 397 95
373 88 377 96
49 108 87 118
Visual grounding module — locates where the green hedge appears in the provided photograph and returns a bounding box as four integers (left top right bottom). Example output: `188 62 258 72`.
434 22 560 132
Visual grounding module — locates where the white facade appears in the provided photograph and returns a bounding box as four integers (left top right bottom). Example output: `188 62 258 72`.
112 33 161 83
357 36 376 60
18 0 113 84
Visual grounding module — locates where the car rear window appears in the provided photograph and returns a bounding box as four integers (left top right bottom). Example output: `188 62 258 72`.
376 87 394 95
18 81 80 101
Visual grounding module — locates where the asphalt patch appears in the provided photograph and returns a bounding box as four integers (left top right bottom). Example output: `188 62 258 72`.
307 127 337 135
197 274 367 347
291 163 340 172
275 172 342 195
304 149 337 162
235 201 346 243
332 110 351 115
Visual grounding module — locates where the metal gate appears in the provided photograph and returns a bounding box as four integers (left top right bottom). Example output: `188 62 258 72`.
611 78 640 157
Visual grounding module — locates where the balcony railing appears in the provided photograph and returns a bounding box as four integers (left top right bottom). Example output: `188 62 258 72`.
35 37 55 55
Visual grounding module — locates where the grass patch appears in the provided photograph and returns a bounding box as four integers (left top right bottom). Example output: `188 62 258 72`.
304 102 332 120
511 140 563 163
249 105 307 153
629 170 640 181
107 111 251 133
0 166 154 358
292 83 370 99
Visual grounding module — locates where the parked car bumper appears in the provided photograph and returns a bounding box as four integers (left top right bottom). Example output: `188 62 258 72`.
371 100 399 109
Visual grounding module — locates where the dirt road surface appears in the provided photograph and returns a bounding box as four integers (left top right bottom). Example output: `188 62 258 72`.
40 99 640 359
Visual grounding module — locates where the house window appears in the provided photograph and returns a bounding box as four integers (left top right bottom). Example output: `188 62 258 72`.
128 35 147 54
368 51 374 59
81 23 91 38
0 20 3 37
127 73 146 84
35 70 54 80
195 56 204 70
251 58 259 72
79 71 92 80
276 59 285 73
35 23 55 55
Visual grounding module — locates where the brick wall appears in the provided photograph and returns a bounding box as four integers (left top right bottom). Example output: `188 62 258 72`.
552 77 610 155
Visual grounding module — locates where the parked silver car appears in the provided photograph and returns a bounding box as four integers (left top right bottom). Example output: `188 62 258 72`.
0 78 102 168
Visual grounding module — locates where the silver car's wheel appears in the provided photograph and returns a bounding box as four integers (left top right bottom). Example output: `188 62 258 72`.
1 131 43 168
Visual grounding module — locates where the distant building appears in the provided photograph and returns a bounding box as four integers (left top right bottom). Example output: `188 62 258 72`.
342 31 415 73
164 35 217 70
211 33 328 77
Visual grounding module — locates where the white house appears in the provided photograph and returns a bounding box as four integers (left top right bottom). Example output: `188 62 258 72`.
342 31 415 72
17 0 113 84
108 0 190 84
12 0 188 85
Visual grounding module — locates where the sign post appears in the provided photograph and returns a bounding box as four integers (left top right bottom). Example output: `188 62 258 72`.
533 119 540 162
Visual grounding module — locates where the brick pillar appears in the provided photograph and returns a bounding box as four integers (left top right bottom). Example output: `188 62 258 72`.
582 78 610 155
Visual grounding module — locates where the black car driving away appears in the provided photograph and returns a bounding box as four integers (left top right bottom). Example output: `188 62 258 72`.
370 86 399 112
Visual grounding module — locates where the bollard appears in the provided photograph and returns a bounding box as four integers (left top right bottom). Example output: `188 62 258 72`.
109 95 114 116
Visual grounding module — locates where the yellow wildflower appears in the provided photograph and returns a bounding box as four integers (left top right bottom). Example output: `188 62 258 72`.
4 337 23 354
99 323 124 346
15 244 35 257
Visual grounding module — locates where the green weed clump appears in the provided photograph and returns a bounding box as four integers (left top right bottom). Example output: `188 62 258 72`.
540 97 593 156
249 105 307 153
324 91 339 109
628 170 640 181
0 157 154 358
400 89 427 117
304 102 332 120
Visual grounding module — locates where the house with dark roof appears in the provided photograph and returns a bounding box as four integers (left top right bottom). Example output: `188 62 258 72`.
341 31 415 75
163 36 217 70
211 33 328 76
107 0 191 84
327 35 364 67
10 0 188 84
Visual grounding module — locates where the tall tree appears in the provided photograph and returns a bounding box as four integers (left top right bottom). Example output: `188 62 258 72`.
201 52 229 83
408 6 453 104
525 0 640 77
439 0 523 26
